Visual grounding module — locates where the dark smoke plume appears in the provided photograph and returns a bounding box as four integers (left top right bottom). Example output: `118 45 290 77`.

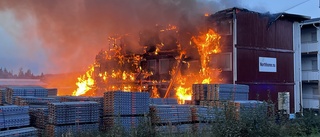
0 0 240 73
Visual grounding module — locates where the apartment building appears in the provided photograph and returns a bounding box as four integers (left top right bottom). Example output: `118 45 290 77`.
300 18 320 109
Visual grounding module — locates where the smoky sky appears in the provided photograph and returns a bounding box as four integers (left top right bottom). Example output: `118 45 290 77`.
0 0 241 74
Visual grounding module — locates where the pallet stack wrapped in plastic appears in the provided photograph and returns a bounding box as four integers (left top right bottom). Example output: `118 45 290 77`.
14 96 59 109
101 91 150 132
0 105 30 129
234 100 268 118
59 96 103 116
218 84 249 100
150 105 192 124
5 86 48 104
150 104 193 134
150 98 178 105
0 127 37 137
46 101 99 137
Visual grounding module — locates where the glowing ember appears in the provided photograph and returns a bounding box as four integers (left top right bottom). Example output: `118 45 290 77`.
151 85 160 98
72 65 95 96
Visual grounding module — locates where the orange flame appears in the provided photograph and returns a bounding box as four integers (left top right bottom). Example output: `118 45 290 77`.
175 29 221 104
72 65 95 96
151 85 160 98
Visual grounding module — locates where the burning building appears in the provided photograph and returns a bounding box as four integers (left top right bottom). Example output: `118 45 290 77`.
72 7 310 112
72 23 224 104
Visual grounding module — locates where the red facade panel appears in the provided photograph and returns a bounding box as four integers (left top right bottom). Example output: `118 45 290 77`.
235 10 295 112
236 12 293 50
245 84 295 114
236 49 294 83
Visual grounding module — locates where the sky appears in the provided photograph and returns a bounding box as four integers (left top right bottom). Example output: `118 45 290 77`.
0 0 319 75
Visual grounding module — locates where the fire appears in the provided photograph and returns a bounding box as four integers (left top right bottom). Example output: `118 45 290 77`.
176 86 191 104
72 65 95 96
72 25 222 104
175 29 221 104
151 85 160 98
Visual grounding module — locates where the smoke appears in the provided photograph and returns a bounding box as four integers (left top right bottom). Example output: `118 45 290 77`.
0 0 241 74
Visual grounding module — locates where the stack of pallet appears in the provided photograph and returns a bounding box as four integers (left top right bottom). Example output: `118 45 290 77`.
46 88 58 97
46 123 99 137
14 96 59 109
191 106 220 122
5 86 48 104
192 84 249 106
150 105 192 124
0 105 30 129
155 123 193 134
0 127 37 137
60 96 103 116
218 84 249 100
29 108 48 136
234 100 267 117
0 88 5 105
101 91 150 132
150 98 178 105
46 101 99 137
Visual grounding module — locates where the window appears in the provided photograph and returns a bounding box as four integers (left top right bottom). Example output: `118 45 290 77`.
301 27 317 43
159 59 170 74
312 60 318 71
209 52 232 71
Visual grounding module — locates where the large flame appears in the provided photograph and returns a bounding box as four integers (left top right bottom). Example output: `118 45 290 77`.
175 29 221 104
72 65 95 96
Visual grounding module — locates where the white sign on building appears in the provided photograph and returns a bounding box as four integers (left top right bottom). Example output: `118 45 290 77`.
259 57 277 72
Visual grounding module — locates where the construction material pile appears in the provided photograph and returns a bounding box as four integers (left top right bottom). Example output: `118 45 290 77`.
46 123 99 137
14 96 59 109
0 127 37 137
48 102 99 124
191 106 221 122
150 105 192 124
101 91 150 132
46 101 99 137
103 91 150 116
0 89 5 105
46 88 58 97
29 108 48 136
60 96 103 115
150 98 178 105
0 105 30 129
192 84 249 106
234 100 267 117
155 123 193 134
5 86 48 104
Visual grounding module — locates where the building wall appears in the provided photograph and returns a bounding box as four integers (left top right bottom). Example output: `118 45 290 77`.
235 11 295 113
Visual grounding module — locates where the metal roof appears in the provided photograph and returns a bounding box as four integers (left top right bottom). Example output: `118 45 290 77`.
301 17 320 25
210 7 310 22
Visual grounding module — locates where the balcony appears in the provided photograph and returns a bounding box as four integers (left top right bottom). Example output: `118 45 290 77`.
301 42 319 53
302 70 319 81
